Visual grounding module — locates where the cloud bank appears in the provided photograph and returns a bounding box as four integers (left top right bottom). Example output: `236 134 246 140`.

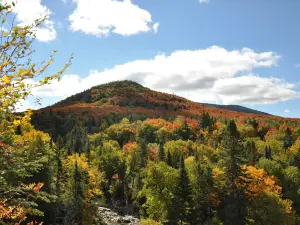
68 0 159 36
31 46 299 106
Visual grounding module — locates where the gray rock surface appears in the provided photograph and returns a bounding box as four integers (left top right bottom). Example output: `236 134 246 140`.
97 207 140 225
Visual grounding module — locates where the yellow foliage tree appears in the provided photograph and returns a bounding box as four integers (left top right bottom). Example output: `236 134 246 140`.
0 2 72 140
0 1 72 224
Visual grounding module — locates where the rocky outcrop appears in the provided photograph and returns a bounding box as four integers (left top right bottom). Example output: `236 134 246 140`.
97 207 140 225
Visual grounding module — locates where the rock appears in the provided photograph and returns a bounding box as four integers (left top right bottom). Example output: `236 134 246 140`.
96 207 140 225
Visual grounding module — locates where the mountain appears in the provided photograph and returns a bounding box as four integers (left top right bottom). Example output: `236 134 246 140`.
39 80 272 118
202 103 271 116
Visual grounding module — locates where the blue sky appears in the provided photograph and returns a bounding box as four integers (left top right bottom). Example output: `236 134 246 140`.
6 0 300 117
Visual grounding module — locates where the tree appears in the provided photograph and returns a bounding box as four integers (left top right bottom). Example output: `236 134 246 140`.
166 150 172 167
53 135 64 224
243 166 295 225
158 141 165 162
167 156 193 225
188 161 213 224
264 146 272 160
0 2 72 141
72 161 84 225
244 139 259 165
200 112 211 130
97 141 122 187
68 122 89 155
141 162 178 222
0 124 53 224
138 137 148 168
164 140 187 168
218 120 248 225
62 154 103 225
283 127 293 151
175 119 194 141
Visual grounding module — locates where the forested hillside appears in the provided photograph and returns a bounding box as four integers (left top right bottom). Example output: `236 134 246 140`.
31 80 291 140
2 2 300 225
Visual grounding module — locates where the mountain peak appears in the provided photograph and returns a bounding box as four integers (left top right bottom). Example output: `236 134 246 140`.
44 80 274 120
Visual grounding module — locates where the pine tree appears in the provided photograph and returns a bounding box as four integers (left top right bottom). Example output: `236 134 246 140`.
86 138 91 163
200 112 215 131
178 119 192 140
138 138 148 168
166 150 172 167
55 136 64 198
169 156 194 225
264 146 272 160
53 135 64 224
71 161 84 225
218 120 248 225
245 139 258 165
191 162 209 224
284 127 293 151
158 141 165 162
68 123 90 155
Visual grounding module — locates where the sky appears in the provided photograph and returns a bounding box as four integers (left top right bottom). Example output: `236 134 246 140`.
3 0 300 118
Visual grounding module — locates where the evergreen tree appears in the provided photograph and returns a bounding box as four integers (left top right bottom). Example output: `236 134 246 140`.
169 156 194 224
166 150 172 167
55 136 64 198
138 137 148 168
264 146 272 160
284 127 293 151
218 120 248 225
15 125 22 135
158 140 165 162
245 139 258 165
68 123 89 155
67 161 84 225
200 112 215 131
54 136 64 225
177 119 192 140
190 162 212 224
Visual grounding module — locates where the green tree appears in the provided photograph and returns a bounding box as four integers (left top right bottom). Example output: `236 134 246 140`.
166 150 172 167
158 141 165 162
244 139 259 165
68 122 89 155
141 162 178 222
138 137 148 168
72 161 84 224
200 112 215 132
283 127 293 151
218 120 248 225
167 156 193 225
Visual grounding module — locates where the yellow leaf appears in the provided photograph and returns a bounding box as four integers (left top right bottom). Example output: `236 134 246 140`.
2 31 9 37
2 74 11 84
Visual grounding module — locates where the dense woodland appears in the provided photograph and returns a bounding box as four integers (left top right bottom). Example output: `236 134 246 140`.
2 2 300 225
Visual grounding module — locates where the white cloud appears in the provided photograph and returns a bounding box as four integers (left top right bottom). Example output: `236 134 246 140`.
3 0 57 42
284 109 291 113
212 75 296 104
153 23 159 34
31 46 299 106
68 0 158 36
15 99 38 112
199 0 210 4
